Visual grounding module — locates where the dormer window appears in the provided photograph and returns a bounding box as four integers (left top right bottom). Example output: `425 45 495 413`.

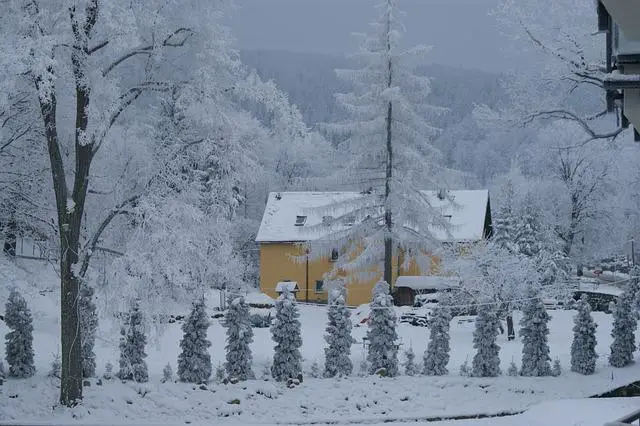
295 215 307 226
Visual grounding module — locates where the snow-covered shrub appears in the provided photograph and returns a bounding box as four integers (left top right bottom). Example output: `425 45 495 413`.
48 353 61 378
178 298 212 383
366 281 398 377
117 301 148 382
309 360 321 378
225 295 254 381
507 360 518 377
0 361 5 379
103 362 114 380
570 296 598 375
459 358 471 377
552 359 562 377
162 363 173 383
271 289 302 381
4 289 35 378
215 364 226 384
609 290 637 368
422 306 451 376
80 281 98 378
324 287 353 378
249 312 271 328
471 304 501 377
519 290 552 377
358 358 369 377
403 347 418 376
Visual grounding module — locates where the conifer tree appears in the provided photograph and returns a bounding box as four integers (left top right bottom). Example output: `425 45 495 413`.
403 347 418 376
324 287 353 378
366 281 399 377
117 301 148 382
570 295 598 375
311 0 449 286
423 306 451 376
492 181 516 252
609 290 637 368
519 289 552 376
4 289 35 378
271 289 303 381
515 193 541 257
471 303 501 377
177 298 212 383
79 281 98 378
225 295 254 381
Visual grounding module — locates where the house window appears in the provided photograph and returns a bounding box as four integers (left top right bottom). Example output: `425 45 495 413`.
295 215 307 226
315 280 324 293
330 249 339 262
443 214 452 221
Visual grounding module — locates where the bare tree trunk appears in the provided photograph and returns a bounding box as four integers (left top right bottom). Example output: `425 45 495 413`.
3 217 17 257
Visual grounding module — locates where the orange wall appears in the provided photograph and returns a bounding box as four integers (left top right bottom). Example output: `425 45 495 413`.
259 243 437 306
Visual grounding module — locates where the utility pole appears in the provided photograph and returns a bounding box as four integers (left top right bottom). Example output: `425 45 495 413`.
632 238 635 266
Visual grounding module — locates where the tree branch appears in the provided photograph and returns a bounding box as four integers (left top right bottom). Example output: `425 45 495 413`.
523 109 624 145
102 27 193 77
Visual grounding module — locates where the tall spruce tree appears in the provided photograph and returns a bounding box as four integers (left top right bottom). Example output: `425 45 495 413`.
570 295 598 375
515 193 541 257
366 281 399 376
609 290 637 368
4 289 35 378
471 303 501 377
423 306 451 376
225 295 255 381
519 289 552 376
324 287 354 378
79 281 97 378
178 298 212 383
310 0 449 286
271 289 303 381
492 181 517 252
117 301 148 382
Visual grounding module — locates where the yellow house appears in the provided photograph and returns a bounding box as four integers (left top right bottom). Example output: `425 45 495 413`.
255 190 492 307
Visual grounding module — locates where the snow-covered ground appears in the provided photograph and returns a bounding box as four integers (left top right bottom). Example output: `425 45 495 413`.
2 258 640 425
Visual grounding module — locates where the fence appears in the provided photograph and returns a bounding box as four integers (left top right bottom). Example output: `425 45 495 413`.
605 409 640 425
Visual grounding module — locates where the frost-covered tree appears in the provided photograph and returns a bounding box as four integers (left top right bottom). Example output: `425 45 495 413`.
309 0 449 284
570 295 598 375
79 281 97 378
515 193 541 257
456 243 537 341
225 295 254 381
324 287 353 378
422 306 451 376
0 0 291 405
117 301 148 382
471 303 501 377
492 181 517 252
367 281 399 377
162 363 173 383
609 291 637 368
403 347 418 376
177 298 212 384
271 289 303 381
519 289 552 377
4 289 35 378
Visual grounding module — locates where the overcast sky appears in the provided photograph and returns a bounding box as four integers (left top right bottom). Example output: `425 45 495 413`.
226 0 507 73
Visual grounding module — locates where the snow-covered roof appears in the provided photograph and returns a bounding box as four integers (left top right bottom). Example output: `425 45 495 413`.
244 292 275 306
255 190 490 243
395 276 461 290
275 281 299 293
